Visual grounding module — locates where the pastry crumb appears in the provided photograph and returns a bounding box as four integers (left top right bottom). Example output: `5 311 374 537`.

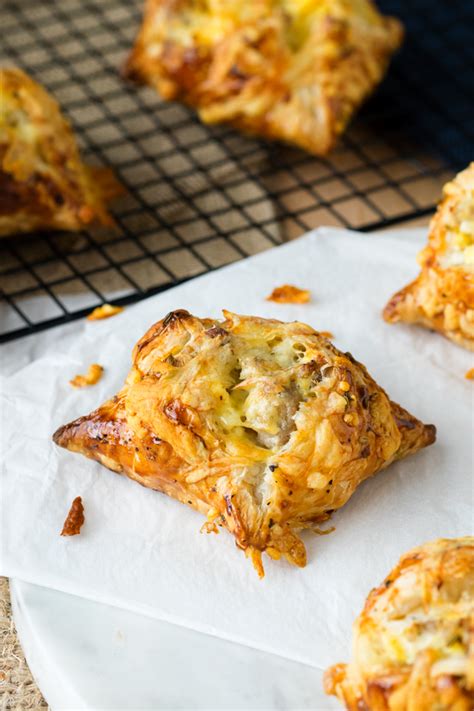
320 331 334 339
266 285 311 304
87 303 124 320
465 367 474 380
60 496 84 536
70 363 104 388
246 547 265 579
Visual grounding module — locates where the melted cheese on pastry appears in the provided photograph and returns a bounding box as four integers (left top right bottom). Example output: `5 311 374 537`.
53 310 435 575
325 537 474 710
383 164 474 352
0 67 122 238
437 170 474 271
124 0 403 155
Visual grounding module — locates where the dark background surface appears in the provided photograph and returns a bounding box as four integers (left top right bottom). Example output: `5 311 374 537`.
373 0 473 166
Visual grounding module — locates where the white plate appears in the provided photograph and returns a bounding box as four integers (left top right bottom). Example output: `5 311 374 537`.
11 577 339 710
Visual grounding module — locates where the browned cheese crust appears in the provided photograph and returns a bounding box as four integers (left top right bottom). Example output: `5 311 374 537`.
383 164 474 352
53 310 435 575
324 537 474 710
0 67 122 238
124 0 403 156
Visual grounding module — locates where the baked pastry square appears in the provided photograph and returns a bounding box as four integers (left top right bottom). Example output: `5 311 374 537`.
325 537 474 710
383 164 474 351
54 310 435 575
124 0 403 156
0 67 122 238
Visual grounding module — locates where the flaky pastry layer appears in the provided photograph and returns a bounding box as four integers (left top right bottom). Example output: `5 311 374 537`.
124 0 403 155
383 164 474 351
0 67 122 238
54 310 434 575
325 537 474 710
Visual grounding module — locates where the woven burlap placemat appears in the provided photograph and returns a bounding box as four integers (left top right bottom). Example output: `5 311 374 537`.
0 578 48 710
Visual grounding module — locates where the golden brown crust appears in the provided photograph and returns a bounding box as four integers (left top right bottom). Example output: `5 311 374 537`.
383 164 474 352
60 496 85 536
124 0 403 156
324 537 474 711
0 67 122 238
53 310 434 574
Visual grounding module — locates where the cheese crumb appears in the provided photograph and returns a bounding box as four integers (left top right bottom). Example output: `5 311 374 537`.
87 303 124 320
70 363 104 388
266 284 311 304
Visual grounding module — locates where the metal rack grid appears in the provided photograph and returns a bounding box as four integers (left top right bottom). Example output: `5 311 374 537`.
1 0 472 343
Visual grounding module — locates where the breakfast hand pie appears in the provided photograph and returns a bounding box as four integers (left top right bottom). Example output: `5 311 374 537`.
383 164 474 351
54 310 435 575
0 67 122 238
124 0 403 156
324 537 474 710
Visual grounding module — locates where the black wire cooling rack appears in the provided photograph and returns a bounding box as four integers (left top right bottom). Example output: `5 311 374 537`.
1 0 473 342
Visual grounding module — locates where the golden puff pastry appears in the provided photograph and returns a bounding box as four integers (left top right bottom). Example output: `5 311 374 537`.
124 0 403 156
53 310 435 575
0 67 122 238
324 537 474 711
383 164 474 351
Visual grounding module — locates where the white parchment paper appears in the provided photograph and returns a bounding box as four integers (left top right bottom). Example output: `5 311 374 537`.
1 227 473 669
